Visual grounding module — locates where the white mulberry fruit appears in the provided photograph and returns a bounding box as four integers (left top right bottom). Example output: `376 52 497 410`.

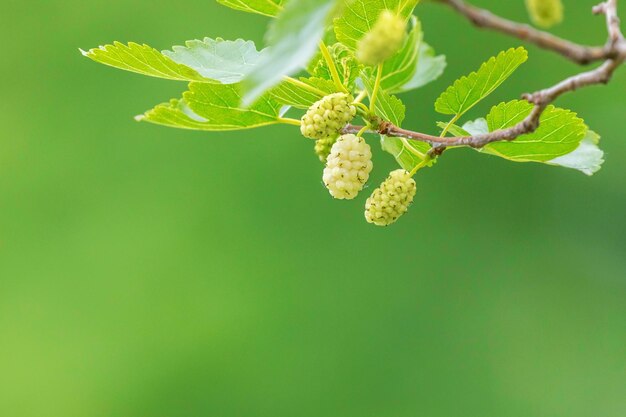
357 10 407 67
314 135 337 162
525 0 563 28
323 134 373 200
365 169 416 226
300 93 356 140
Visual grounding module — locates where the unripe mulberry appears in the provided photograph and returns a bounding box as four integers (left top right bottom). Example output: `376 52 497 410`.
365 169 416 226
314 135 337 162
300 93 356 140
357 10 407 66
525 0 563 28
323 134 373 200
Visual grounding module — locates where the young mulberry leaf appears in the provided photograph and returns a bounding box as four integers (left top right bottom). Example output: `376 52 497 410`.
300 93 356 140
241 0 339 104
323 134 373 200
357 10 408 67
81 42 208 82
435 47 528 117
309 43 362 88
365 169 416 226
216 0 285 17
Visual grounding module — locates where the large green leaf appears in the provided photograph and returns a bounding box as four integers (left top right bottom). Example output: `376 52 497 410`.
334 0 419 49
270 77 337 109
137 83 283 131
163 38 266 84
215 0 286 17
435 47 528 117
242 0 339 104
438 106 602 175
483 100 587 162
380 16 422 93
81 42 209 82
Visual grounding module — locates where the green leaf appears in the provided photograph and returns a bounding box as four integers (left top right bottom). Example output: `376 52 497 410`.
436 121 471 137
215 0 286 17
381 135 431 171
363 73 430 171
435 47 528 117
242 0 339 104
138 83 284 131
308 43 362 88
483 100 587 162
361 75 405 125
380 16 422 93
398 42 446 92
270 77 337 108
163 38 266 84
81 42 209 82
461 118 489 135
548 130 604 176
334 0 419 49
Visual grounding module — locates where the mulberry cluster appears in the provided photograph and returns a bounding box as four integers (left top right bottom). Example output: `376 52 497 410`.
323 134 373 200
300 93 356 140
314 136 337 162
525 0 563 28
357 10 407 66
365 169 416 226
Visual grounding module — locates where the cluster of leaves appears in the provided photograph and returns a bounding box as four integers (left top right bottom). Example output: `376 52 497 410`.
82 0 604 182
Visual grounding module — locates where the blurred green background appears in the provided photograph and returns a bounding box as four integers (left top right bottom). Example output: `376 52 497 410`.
1 0 625 416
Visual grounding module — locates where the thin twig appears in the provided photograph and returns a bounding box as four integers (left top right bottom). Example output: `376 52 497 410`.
345 1 625 150
437 0 613 64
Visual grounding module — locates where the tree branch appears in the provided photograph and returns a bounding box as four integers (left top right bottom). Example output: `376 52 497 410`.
345 1 625 150
437 0 613 64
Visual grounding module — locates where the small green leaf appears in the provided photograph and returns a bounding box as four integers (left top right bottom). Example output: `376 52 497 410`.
138 83 283 131
399 42 446 92
462 118 489 135
308 43 362 88
163 38 266 84
381 135 431 171
81 42 209 82
334 0 419 49
435 47 528 117
363 73 430 170
215 0 286 17
548 130 604 175
362 75 405 125
270 77 337 108
242 0 339 104
483 100 587 162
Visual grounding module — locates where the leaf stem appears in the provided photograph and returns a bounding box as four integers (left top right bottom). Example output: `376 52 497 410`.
356 125 370 137
354 102 370 114
354 90 368 103
278 117 302 126
369 63 384 113
440 114 461 138
409 154 432 176
319 42 348 93
283 76 328 97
